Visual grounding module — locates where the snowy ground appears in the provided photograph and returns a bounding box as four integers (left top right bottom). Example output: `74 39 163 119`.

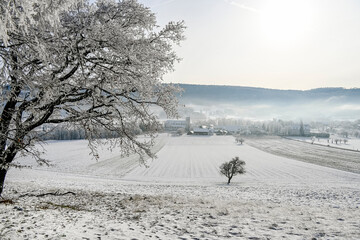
288 136 360 152
1 135 360 239
246 136 360 174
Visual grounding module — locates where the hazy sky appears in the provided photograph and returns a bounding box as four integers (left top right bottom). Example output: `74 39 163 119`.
138 0 360 90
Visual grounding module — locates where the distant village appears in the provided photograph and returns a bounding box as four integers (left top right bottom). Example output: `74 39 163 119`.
163 117 324 137
34 116 360 141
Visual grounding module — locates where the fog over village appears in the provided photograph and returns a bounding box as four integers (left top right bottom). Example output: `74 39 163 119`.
1 0 360 240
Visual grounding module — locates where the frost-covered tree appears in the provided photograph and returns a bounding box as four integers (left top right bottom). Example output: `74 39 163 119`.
219 157 246 185
299 120 305 136
355 131 360 138
0 0 84 47
0 0 185 196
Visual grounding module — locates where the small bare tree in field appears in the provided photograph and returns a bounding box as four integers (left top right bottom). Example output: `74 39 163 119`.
235 135 244 144
219 157 246 185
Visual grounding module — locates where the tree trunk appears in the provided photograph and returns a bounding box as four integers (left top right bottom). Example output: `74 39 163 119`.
0 168 7 197
227 177 232 185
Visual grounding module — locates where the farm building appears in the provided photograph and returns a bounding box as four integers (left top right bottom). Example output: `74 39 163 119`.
191 126 213 135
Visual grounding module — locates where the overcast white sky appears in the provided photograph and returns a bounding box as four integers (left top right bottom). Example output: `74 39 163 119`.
137 0 360 90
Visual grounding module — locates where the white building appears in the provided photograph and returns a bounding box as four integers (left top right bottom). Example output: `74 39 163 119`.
164 117 190 132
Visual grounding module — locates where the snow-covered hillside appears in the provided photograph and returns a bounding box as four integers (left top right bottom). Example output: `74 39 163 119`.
2 135 360 239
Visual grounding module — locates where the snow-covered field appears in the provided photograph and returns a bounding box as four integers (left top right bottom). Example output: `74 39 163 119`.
1 135 360 239
288 135 360 152
246 136 360 174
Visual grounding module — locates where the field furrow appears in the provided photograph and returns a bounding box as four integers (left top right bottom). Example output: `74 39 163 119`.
246 136 360 174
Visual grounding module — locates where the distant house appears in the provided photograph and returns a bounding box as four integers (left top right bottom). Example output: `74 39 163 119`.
192 126 212 135
214 125 241 134
215 129 228 135
164 117 190 132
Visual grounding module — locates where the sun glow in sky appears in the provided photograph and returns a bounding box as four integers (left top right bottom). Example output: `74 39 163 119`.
138 0 360 90
259 0 316 47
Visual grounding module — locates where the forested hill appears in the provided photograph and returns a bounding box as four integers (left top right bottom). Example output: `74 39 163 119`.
177 84 360 105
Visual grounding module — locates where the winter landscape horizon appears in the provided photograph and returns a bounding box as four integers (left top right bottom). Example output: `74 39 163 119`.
1 0 360 239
